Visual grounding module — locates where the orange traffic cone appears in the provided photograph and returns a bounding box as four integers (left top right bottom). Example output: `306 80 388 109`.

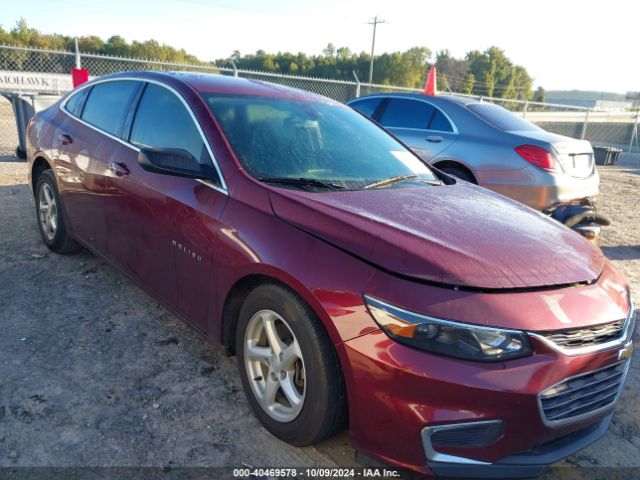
424 66 437 95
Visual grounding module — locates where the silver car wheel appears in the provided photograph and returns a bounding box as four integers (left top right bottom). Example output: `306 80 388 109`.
38 183 58 241
244 309 306 423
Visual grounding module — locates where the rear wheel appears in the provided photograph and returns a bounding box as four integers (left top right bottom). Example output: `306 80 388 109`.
35 170 81 253
236 283 346 446
437 164 477 183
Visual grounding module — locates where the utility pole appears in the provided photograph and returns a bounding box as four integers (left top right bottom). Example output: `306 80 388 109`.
367 15 385 84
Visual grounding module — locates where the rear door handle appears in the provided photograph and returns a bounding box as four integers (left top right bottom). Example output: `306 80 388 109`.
426 135 443 143
59 133 73 145
109 160 129 176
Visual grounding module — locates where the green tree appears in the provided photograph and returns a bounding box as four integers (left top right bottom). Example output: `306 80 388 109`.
462 73 475 95
77 35 104 54
10 18 37 45
0 25 14 45
104 35 129 56
435 50 468 91
484 60 496 97
322 43 336 60
2 18 537 96
465 47 532 99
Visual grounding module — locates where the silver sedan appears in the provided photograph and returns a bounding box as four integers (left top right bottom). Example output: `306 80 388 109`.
348 93 598 211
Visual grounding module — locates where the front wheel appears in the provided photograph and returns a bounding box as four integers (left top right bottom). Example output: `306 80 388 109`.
236 283 346 446
35 170 81 253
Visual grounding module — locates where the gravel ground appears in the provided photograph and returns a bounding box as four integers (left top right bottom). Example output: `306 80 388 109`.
0 158 638 479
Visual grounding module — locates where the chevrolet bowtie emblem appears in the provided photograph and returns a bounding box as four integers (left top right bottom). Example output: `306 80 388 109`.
618 341 634 361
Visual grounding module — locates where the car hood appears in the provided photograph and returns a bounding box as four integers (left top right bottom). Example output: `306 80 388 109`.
268 182 603 290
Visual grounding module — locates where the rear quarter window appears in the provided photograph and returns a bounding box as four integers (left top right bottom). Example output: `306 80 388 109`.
429 109 453 132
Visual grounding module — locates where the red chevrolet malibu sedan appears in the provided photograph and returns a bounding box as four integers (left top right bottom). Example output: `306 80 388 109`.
26 71 634 477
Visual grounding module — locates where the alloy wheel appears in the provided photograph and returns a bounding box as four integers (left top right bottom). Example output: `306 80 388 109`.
38 183 58 241
243 309 306 422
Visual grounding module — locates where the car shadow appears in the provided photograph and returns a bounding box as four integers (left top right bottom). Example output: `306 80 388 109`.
615 166 640 176
601 245 640 261
0 154 26 162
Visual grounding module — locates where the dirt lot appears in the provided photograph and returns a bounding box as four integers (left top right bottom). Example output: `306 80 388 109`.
0 157 638 479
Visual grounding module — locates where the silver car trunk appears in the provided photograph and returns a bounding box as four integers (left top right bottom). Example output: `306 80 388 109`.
552 140 594 178
512 130 594 178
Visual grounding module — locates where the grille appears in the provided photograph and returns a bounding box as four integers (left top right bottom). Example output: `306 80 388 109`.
539 361 629 425
430 421 503 448
540 318 626 349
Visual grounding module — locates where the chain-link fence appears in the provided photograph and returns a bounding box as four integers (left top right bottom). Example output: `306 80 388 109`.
1 44 638 157
0 96 18 157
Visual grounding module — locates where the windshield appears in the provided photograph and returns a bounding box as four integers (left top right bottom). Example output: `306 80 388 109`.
203 94 438 190
467 102 542 132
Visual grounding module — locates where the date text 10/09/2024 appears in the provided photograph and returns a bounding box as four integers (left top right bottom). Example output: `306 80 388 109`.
232 468 402 478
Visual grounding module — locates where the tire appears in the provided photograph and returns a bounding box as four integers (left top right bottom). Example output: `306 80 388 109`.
35 170 81 253
438 164 477 184
236 283 346 446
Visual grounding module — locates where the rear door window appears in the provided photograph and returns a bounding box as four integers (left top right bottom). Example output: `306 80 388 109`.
129 83 215 175
350 97 383 118
379 98 434 129
81 81 139 136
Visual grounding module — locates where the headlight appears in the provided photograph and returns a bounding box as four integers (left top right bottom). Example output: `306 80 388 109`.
364 295 532 362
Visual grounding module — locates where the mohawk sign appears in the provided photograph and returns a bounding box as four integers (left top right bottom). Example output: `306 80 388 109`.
0 71 89 94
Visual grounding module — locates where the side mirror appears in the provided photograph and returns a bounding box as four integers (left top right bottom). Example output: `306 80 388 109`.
138 147 214 180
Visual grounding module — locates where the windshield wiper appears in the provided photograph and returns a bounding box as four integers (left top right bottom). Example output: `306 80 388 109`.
259 176 345 191
364 174 419 189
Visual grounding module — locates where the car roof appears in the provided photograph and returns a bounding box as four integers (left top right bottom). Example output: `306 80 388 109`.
349 92 481 107
101 70 339 104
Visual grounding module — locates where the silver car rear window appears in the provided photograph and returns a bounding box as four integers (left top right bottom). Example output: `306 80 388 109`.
467 103 541 132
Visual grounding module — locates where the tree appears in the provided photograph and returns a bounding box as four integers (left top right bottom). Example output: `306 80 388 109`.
533 86 546 103
462 73 475 95
262 56 277 71
484 60 496 97
77 35 104 54
435 50 468 91
0 25 14 45
2 18 539 97
10 18 37 45
104 36 129 56
464 47 533 99
322 43 336 60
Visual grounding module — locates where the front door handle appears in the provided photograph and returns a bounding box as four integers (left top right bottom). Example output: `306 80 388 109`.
59 133 73 145
426 135 443 143
109 160 129 176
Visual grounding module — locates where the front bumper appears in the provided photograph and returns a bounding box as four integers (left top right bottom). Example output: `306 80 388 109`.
339 330 628 477
426 413 612 478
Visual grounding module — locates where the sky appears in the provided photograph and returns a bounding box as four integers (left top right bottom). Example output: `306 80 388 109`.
7 0 638 93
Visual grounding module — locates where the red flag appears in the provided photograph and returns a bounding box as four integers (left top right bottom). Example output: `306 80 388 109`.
424 66 437 95
71 68 89 87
